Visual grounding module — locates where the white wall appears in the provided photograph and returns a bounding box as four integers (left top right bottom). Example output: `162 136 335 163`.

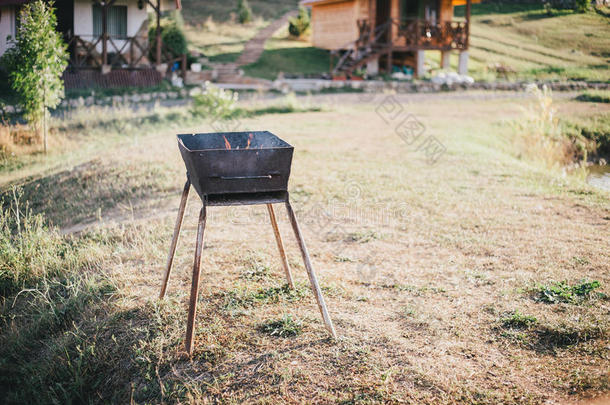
0 6 16 57
73 0 149 53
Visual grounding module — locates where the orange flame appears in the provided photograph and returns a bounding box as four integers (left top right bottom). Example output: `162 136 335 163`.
246 133 253 149
223 135 231 150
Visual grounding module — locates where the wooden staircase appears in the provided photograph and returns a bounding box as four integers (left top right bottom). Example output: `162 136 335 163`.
331 20 391 76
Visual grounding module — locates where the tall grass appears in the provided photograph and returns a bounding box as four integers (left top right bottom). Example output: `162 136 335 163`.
515 84 590 169
0 123 39 157
0 188 81 297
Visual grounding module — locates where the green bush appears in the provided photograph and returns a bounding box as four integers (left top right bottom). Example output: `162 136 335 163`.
288 7 310 38
148 16 187 60
237 0 252 24
543 0 589 11
574 0 589 12
190 82 239 119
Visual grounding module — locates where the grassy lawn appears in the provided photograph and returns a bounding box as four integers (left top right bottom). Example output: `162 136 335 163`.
243 26 330 79
1 92 608 403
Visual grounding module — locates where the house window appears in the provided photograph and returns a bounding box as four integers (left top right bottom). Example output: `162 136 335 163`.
92 4 127 38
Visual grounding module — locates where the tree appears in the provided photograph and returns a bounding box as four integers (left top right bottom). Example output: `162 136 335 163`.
237 0 253 24
3 0 68 153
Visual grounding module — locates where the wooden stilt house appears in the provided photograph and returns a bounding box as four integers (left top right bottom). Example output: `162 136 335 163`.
302 0 480 77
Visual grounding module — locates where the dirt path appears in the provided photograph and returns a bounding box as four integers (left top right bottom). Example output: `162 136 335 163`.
236 10 298 66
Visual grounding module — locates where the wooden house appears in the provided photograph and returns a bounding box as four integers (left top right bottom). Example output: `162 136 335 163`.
0 0 183 87
302 0 479 77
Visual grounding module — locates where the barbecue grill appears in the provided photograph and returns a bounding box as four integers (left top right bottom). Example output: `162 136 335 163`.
160 131 337 354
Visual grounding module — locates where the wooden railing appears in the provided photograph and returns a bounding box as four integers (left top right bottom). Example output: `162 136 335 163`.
66 34 186 77
354 18 468 51
330 18 468 75
390 18 468 50
67 35 153 69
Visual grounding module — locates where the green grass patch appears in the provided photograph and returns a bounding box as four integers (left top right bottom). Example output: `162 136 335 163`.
501 310 538 329
258 314 303 337
536 280 604 304
223 282 309 310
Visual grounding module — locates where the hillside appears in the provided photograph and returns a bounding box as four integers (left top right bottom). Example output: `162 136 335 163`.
180 0 299 24
455 3 610 82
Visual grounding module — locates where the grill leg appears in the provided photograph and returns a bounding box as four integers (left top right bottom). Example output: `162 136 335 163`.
284 201 337 339
185 205 207 355
159 179 190 299
267 203 295 289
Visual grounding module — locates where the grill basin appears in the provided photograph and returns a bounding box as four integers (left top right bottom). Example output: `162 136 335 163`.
178 131 294 198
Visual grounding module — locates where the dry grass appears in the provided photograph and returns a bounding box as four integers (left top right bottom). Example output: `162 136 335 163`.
0 123 40 157
0 92 608 403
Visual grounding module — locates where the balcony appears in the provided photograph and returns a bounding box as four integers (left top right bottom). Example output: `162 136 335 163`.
357 18 469 51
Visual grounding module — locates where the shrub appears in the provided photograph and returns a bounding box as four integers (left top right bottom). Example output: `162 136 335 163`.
237 0 253 24
574 0 589 12
543 0 590 11
288 7 310 38
190 82 239 120
148 13 188 60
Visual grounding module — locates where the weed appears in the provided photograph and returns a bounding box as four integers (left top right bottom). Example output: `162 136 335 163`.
223 282 308 310
400 306 417 318
516 84 588 167
536 280 603 304
334 255 354 262
239 255 270 281
346 230 379 243
258 314 303 337
501 310 538 329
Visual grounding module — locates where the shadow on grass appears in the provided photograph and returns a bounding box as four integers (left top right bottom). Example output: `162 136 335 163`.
0 159 177 228
0 275 190 404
